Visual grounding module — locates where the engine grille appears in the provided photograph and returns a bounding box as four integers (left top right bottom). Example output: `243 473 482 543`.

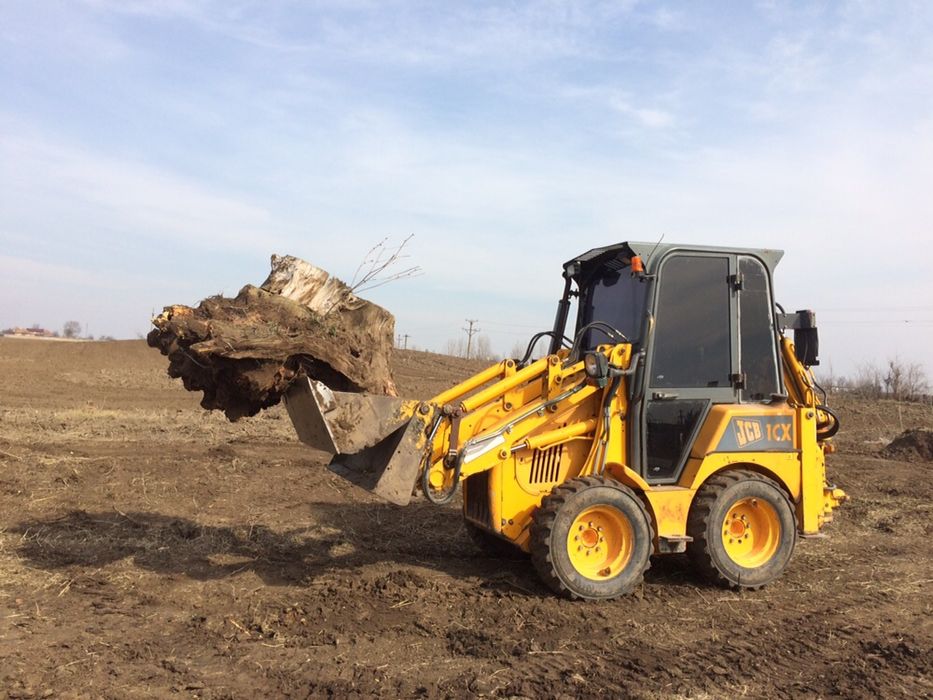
530 444 564 484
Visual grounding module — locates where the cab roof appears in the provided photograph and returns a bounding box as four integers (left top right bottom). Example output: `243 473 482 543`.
563 241 784 279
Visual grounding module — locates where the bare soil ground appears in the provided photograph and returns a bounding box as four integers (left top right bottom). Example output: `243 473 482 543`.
1 337 931 699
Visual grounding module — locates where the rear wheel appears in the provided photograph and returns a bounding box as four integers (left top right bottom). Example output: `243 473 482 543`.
687 469 797 589
530 476 653 600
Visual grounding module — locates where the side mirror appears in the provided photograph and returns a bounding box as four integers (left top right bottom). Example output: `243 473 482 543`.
794 327 819 367
792 309 820 367
778 309 820 367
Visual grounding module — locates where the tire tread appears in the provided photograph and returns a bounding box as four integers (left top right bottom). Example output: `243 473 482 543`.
686 468 797 590
530 475 654 601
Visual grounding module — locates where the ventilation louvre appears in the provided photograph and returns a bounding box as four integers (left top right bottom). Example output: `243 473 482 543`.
529 444 564 484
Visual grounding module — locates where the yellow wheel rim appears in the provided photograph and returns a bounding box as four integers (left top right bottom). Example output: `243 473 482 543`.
566 505 633 580
721 497 781 568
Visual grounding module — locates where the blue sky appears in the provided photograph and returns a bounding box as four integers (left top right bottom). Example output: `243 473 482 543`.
1 0 932 376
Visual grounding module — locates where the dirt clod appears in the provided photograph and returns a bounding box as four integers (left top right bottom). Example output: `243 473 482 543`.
879 428 933 462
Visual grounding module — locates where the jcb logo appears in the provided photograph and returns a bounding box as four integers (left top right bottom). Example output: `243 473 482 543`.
719 417 795 451
734 419 763 447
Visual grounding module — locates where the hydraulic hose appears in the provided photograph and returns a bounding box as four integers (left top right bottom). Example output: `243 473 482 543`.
816 404 841 440
420 414 462 505
568 322 628 364
422 456 462 505
597 374 622 474
518 331 571 367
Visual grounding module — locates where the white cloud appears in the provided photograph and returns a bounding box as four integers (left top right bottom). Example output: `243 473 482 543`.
613 100 676 129
0 121 288 255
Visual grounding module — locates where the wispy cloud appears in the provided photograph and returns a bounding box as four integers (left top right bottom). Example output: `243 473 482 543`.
0 121 287 256
77 0 649 64
608 96 676 129
2 1 932 368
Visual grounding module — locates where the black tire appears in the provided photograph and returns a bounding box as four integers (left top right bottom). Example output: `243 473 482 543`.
465 522 525 559
687 469 797 589
530 476 653 600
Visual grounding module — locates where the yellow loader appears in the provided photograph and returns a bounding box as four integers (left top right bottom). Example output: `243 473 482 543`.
284 241 846 600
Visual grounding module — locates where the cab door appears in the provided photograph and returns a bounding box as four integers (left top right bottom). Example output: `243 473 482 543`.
642 253 739 483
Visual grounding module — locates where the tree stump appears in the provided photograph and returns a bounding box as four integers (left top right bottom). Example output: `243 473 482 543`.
147 255 398 421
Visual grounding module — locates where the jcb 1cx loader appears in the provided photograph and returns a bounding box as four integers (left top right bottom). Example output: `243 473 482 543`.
284 242 846 600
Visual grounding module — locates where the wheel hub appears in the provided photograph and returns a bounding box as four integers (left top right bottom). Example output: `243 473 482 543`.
721 496 781 568
567 506 633 580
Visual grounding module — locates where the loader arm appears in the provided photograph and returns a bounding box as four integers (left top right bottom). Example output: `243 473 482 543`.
779 336 840 442
284 344 638 509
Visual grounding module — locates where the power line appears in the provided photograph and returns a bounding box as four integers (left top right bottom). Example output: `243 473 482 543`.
819 306 933 312
480 319 546 329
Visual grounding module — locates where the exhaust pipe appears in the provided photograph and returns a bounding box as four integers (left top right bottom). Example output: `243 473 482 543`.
283 376 432 506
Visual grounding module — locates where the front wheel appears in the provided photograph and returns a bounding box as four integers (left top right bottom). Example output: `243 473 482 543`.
687 469 797 589
530 476 653 600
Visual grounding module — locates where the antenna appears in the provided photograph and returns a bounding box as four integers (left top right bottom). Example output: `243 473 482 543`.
645 233 665 265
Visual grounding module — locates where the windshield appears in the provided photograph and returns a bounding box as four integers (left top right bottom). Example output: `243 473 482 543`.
577 266 648 349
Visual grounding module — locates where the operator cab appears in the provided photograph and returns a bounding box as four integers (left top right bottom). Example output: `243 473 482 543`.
555 242 787 485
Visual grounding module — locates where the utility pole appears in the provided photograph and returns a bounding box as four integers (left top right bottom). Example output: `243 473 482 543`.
401 333 410 350
463 319 479 359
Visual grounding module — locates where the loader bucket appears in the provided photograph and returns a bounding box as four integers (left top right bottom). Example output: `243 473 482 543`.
283 376 429 506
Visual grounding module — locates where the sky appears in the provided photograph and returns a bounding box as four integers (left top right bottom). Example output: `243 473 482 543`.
1 0 932 377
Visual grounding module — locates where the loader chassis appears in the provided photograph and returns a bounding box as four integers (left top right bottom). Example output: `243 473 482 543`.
285 241 846 600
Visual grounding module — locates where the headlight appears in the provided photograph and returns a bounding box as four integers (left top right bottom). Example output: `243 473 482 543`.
584 352 609 381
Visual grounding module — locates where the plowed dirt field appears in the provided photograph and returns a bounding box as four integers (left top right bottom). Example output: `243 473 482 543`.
1 338 931 698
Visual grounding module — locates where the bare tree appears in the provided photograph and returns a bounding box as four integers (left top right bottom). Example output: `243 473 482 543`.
850 361 884 399
510 336 550 361
325 235 422 316
349 235 422 294
834 358 929 402
63 320 81 339
509 339 527 359
472 335 495 361
445 337 466 358
903 363 930 401
884 357 929 401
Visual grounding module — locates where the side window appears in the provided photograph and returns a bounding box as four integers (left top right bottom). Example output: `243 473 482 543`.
739 257 780 400
645 399 708 480
651 255 731 388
